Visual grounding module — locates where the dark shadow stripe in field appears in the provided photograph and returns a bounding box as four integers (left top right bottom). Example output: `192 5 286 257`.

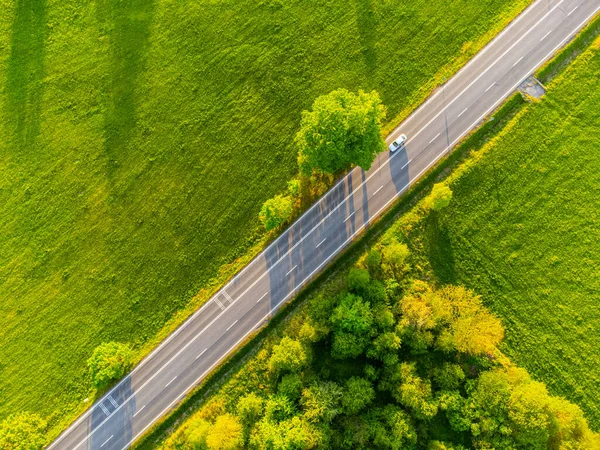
6 0 47 149
96 0 155 182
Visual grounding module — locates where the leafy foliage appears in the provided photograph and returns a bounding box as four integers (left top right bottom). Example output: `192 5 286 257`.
268 337 308 375
425 183 453 211
296 89 387 175
408 30 600 427
259 195 294 231
87 342 134 389
0 413 46 450
164 240 599 450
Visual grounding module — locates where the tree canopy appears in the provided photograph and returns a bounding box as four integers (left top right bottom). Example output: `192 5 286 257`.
164 242 599 450
259 194 294 231
0 412 46 450
296 89 387 175
87 341 134 388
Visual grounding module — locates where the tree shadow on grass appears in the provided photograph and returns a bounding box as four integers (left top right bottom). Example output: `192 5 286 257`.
355 0 377 76
6 0 47 150
96 0 156 181
422 212 457 285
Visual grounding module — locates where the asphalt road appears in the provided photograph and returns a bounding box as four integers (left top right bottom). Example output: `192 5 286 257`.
48 0 600 448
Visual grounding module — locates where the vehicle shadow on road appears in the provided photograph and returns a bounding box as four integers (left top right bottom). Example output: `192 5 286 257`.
390 147 410 194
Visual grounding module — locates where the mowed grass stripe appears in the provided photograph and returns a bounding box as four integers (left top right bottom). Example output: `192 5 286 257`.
0 0 530 435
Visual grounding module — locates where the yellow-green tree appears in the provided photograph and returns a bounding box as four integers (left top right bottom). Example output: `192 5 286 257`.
0 412 46 450
87 342 134 388
259 195 293 231
296 89 386 175
206 414 243 450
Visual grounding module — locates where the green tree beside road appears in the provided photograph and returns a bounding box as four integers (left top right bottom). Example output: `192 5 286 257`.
296 89 387 175
259 195 294 231
87 342 134 389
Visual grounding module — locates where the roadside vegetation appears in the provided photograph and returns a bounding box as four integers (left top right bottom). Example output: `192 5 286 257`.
158 190 598 449
404 29 600 427
141 16 600 449
0 0 531 438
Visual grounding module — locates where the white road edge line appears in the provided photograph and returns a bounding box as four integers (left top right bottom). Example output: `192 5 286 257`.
196 349 207 360
512 56 524 67
45 5 561 445
119 9 600 445
257 292 268 303
100 435 113 448
133 406 146 418
226 320 238 332
457 107 468 118
286 265 297 276
315 238 327 249
429 133 441 144
165 376 177 388
65 4 600 449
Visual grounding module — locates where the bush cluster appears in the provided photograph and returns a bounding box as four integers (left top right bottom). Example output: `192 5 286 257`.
164 242 599 449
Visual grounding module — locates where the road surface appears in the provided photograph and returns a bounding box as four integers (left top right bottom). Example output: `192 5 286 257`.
48 0 600 448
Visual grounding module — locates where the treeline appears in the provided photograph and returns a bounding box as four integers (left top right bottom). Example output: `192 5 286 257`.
163 235 599 449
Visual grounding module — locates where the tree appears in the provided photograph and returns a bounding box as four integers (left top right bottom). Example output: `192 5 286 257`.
367 331 401 365
330 294 374 359
0 412 46 450
237 393 264 427
287 179 301 198
381 239 410 276
296 89 386 175
342 377 375 415
365 249 382 278
87 342 134 389
395 363 438 420
301 381 343 423
249 416 322 450
278 373 304 401
268 337 308 375
432 363 465 391
363 406 418 450
264 394 297 422
425 183 453 211
347 268 370 293
206 414 243 450
186 417 211 449
259 195 293 231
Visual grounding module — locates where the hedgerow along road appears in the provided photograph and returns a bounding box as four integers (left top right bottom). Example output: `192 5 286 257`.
48 0 600 448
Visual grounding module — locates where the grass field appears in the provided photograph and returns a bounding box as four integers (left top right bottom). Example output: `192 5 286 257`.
407 37 600 427
0 0 530 432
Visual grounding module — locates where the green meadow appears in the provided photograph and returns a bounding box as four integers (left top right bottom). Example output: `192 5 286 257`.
407 36 600 427
0 0 530 433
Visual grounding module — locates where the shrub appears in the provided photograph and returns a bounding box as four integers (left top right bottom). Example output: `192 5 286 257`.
425 183 453 211
0 412 46 450
259 195 293 231
87 342 134 389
